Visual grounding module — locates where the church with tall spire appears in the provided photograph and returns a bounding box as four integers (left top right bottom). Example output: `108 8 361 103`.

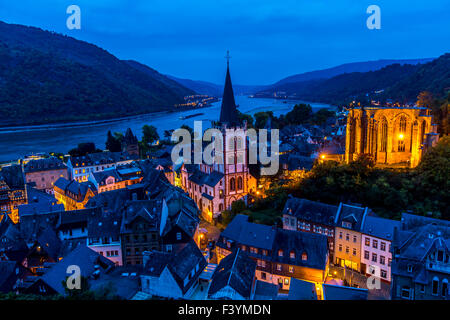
179 52 257 223
219 51 239 126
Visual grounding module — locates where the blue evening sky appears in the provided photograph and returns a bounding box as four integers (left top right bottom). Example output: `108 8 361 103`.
0 0 449 84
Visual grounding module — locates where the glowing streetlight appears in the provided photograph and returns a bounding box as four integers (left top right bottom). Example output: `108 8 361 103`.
320 154 326 160
398 133 404 140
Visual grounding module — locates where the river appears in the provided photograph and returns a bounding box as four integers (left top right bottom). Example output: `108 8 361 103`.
0 96 335 162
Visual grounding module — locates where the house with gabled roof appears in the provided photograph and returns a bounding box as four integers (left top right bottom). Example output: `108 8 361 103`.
391 213 450 300
141 240 207 299
334 203 370 272
208 248 256 300
282 197 339 259
120 199 166 266
216 214 329 292
67 151 138 182
361 215 401 282
53 177 97 211
87 208 122 266
25 244 114 296
23 157 68 193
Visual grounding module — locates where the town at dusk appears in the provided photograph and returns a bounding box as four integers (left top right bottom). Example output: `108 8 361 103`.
0 0 448 314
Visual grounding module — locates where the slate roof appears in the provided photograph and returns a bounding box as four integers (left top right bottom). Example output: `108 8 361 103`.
24 157 67 173
91 168 122 186
271 229 328 270
323 284 368 300
362 215 401 241
335 203 368 232
54 177 97 199
26 185 58 204
400 212 450 231
220 215 276 251
123 128 138 145
89 266 141 300
143 240 207 295
69 151 137 167
0 261 19 293
392 221 450 282
219 215 329 270
86 188 133 213
283 197 339 227
288 278 317 300
208 248 256 299
56 208 91 230
162 208 199 238
87 208 121 239
252 280 278 300
36 227 62 261
121 200 161 234
18 188 64 217
39 244 114 295
219 62 238 126
19 212 59 244
0 164 24 189
188 169 224 188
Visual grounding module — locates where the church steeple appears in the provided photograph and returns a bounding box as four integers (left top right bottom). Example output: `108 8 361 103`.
219 51 238 126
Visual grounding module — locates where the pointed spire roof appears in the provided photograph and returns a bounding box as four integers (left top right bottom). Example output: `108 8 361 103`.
219 52 238 126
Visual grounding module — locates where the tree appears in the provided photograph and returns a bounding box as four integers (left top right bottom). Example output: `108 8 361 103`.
285 104 313 125
254 111 273 129
142 125 159 146
68 142 101 157
164 129 174 139
238 111 254 128
311 108 335 126
221 210 235 226
231 199 246 214
417 91 434 109
105 130 122 152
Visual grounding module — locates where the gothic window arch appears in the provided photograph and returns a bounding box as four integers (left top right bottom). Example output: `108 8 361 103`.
398 116 407 152
379 118 388 152
229 178 236 191
237 177 243 190
420 120 427 145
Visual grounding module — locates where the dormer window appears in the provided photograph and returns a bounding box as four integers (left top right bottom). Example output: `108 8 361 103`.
342 221 352 228
407 264 413 273
278 249 283 257
290 251 295 259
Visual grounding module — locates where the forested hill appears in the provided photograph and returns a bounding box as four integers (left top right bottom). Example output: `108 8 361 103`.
0 21 194 126
259 53 450 106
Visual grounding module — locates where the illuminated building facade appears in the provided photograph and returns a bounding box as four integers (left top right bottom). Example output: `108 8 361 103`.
53 177 97 211
216 215 329 292
180 58 256 222
345 106 439 167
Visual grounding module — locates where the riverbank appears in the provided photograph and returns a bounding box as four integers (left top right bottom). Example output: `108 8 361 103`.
0 97 335 162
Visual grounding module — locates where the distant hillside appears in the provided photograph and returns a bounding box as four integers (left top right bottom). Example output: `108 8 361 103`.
166 75 223 96
274 58 435 86
258 54 449 105
0 21 194 126
167 74 269 96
